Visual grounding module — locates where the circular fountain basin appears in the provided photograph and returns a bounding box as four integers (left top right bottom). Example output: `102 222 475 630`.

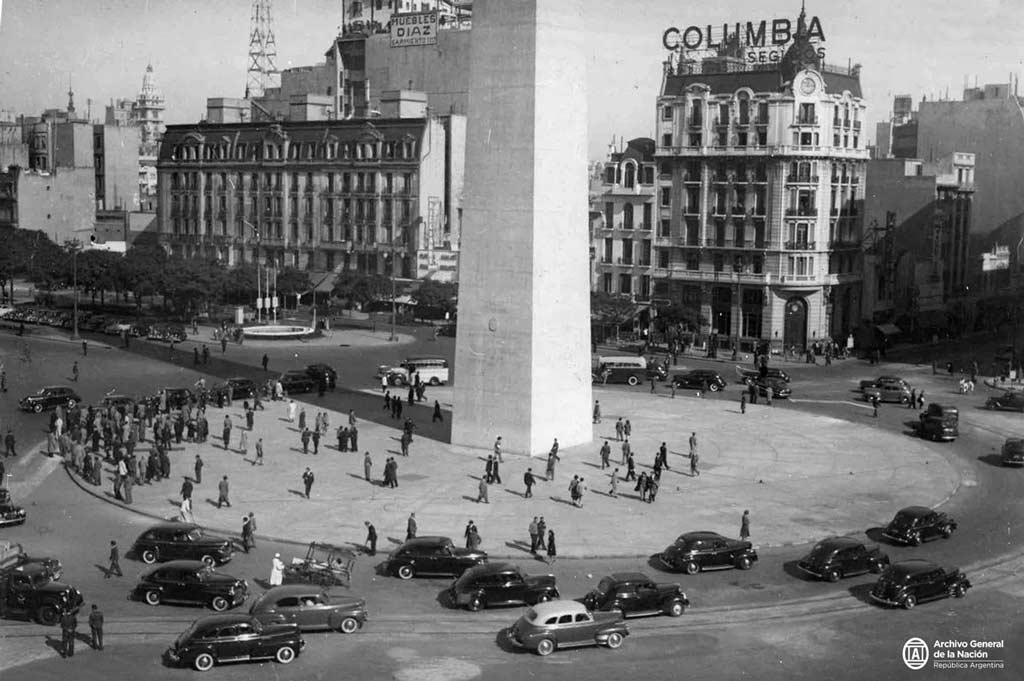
242 325 316 340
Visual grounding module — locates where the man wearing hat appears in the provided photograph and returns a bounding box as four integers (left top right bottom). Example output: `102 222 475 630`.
270 553 284 586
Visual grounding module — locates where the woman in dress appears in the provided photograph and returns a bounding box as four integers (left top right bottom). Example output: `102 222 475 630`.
546 530 557 565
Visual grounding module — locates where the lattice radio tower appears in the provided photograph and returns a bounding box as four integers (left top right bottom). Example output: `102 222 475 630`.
245 0 280 98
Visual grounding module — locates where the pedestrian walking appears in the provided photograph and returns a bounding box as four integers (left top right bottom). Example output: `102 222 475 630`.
222 415 232 450
246 407 254 430
406 513 417 540
620 438 631 465
238 430 248 457
364 521 377 555
88 604 104 650
477 476 489 503
181 478 193 500
254 438 264 466
381 374 388 392
221 336 228 353
609 468 619 497
60 610 78 657
545 530 557 565
311 429 320 454
740 509 751 540
536 517 547 551
433 400 443 423
523 467 535 497
909 388 917 409
615 418 624 441
363 451 372 481
72 361 79 382
625 453 636 481
650 375 657 393
301 427 311 454
659 441 670 470
766 385 774 407
624 419 632 437
688 432 697 459
872 395 879 418
287 399 297 423
270 553 284 586
298 408 307 431
492 456 502 485
740 392 747 414
400 430 411 457
262 354 269 371
81 339 88 356
240 516 252 553
599 440 611 469
302 467 315 498
106 540 122 578
690 451 700 477
194 454 203 483
529 517 539 553
917 390 925 409
494 436 503 463
592 400 601 423
217 475 231 508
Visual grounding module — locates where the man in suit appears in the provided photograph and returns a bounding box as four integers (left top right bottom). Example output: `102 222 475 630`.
302 467 315 498
406 513 417 541
364 521 377 555
217 475 231 508
523 468 535 498
60 610 78 657
88 604 104 650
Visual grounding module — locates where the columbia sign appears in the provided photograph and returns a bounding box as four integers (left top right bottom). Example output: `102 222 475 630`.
390 11 437 48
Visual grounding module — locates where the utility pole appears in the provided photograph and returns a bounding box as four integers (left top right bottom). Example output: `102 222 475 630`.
66 239 83 340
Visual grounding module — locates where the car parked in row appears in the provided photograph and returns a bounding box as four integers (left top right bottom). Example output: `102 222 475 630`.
749 376 792 399
18 386 82 413
134 560 247 612
278 371 319 395
449 563 558 611
385 536 487 580
507 600 628 656
305 364 337 390
881 506 957 546
248 585 367 633
658 531 758 574
165 614 304 672
736 366 792 383
796 537 890 582
210 378 259 401
580 572 689 618
670 370 727 392
985 391 1024 412
869 560 970 610
131 522 235 567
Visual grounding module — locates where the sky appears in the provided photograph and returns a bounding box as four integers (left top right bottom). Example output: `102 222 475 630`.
0 0 1022 160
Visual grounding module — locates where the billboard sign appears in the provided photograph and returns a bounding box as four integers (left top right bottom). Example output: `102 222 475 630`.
662 16 826 66
390 11 438 48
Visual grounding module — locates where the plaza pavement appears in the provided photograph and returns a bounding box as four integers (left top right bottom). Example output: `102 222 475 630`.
63 379 962 559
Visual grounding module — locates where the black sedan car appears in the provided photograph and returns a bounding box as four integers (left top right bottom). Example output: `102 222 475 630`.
881 506 957 546
134 560 247 612
165 614 304 672
385 536 487 580
131 522 235 566
449 562 558 611
796 536 890 582
18 386 82 413
211 378 259 401
278 371 318 395
0 501 27 527
154 387 194 410
986 391 1024 412
249 585 367 633
670 370 727 392
1002 438 1024 466
305 364 337 390
869 560 970 610
581 572 689 618
658 531 757 574
749 376 792 399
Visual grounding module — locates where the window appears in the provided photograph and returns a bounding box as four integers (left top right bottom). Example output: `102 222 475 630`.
662 105 673 121
624 164 636 188
716 129 728 147
718 103 730 124
685 160 701 180
798 103 816 124
738 99 749 124
713 254 724 272
658 249 669 268
623 204 634 230
659 219 671 237
661 133 673 148
660 189 671 207
688 133 702 147
619 274 632 294
644 167 655 184
689 100 703 126
603 238 613 263
602 273 612 293
621 239 633 264
737 132 748 147
642 204 652 230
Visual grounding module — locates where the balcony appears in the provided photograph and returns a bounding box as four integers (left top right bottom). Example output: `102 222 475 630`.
784 241 816 250
687 117 703 129
828 239 860 249
795 115 818 125
853 121 862 131
785 174 820 184
780 274 816 283
785 208 818 217
713 117 730 128
734 117 751 127
704 238 755 248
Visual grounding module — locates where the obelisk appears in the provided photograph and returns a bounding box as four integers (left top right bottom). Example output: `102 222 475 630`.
452 0 592 455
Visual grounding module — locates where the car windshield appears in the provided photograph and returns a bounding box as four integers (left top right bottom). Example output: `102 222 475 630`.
523 607 539 623
187 528 204 541
175 623 201 648
805 543 836 562
195 566 214 581
595 577 617 594
34 388 50 395
890 513 917 529
877 568 910 587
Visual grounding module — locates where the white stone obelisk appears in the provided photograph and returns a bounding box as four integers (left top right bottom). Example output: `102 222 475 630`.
452 0 592 455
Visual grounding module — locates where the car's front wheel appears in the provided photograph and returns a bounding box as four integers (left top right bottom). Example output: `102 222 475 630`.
626 375 639 386
141 549 158 564
36 605 59 626
429 377 440 386
535 638 555 656
940 525 953 539
737 556 753 570
275 646 297 664
32 403 43 414
397 565 414 580
339 616 360 634
209 596 229 612
709 383 721 392
667 600 685 617
901 594 917 610
67 399 77 408
144 590 161 606
606 632 624 649
684 561 700 575
200 554 216 568
467 596 484 612
825 569 841 583
193 652 215 672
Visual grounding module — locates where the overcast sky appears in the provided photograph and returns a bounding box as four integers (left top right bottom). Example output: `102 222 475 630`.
1 0 1021 160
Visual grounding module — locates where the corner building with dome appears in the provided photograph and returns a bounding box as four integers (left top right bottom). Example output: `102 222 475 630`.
648 9 866 354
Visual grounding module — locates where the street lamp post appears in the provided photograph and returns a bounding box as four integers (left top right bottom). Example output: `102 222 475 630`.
243 220 261 324
67 239 82 340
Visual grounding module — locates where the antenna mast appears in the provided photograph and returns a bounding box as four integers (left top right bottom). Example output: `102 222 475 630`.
246 0 280 98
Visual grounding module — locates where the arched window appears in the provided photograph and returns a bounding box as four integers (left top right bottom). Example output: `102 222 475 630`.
623 162 636 188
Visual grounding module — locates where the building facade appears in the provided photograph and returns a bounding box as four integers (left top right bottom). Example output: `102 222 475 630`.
651 24 866 352
0 165 96 245
105 64 166 207
156 108 464 282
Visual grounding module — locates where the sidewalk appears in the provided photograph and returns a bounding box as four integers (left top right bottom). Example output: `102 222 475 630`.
66 387 961 558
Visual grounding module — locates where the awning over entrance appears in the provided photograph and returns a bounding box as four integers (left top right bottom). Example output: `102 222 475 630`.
876 323 902 336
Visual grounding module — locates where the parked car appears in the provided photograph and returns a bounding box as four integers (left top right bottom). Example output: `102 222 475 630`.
0 564 84 625
449 562 558 611
869 560 970 610
210 378 258 401
385 536 487 580
18 386 82 413
736 366 792 383
97 394 137 413
985 391 1024 412
670 370 728 392
0 500 27 527
164 614 305 672
881 506 957 546
305 364 337 390
507 600 628 656
134 560 247 612
0 541 63 580
594 364 666 387
658 531 758 574
861 376 912 404
750 376 792 399
581 572 689 618
1000 438 1024 466
249 585 367 633
796 536 890 582
278 371 319 395
131 522 234 566
918 403 959 441
154 387 194 410
148 324 188 343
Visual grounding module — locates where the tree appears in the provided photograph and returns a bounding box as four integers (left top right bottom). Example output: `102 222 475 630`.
655 302 706 333
412 280 457 312
276 267 312 307
122 244 168 311
331 272 391 309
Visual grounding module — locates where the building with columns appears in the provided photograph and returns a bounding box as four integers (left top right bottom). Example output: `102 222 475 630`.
155 100 464 282
650 10 866 353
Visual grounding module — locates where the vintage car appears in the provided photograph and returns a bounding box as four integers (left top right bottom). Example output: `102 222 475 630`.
882 506 957 546
736 365 792 384
18 386 82 413
860 376 912 404
165 613 305 672
670 370 728 391
148 324 188 343
658 531 758 574
1000 438 1024 466
131 522 234 566
507 600 628 656
210 378 259 401
918 403 959 442
97 394 137 413
749 376 792 399
449 562 558 611
305 364 338 390
0 500 27 527
0 564 84 625
0 541 63 580
985 391 1024 412
581 572 689 618
796 536 890 582
152 387 194 410
134 560 247 612
278 371 319 395
385 536 487 580
249 585 367 633
593 363 667 387
870 560 970 610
